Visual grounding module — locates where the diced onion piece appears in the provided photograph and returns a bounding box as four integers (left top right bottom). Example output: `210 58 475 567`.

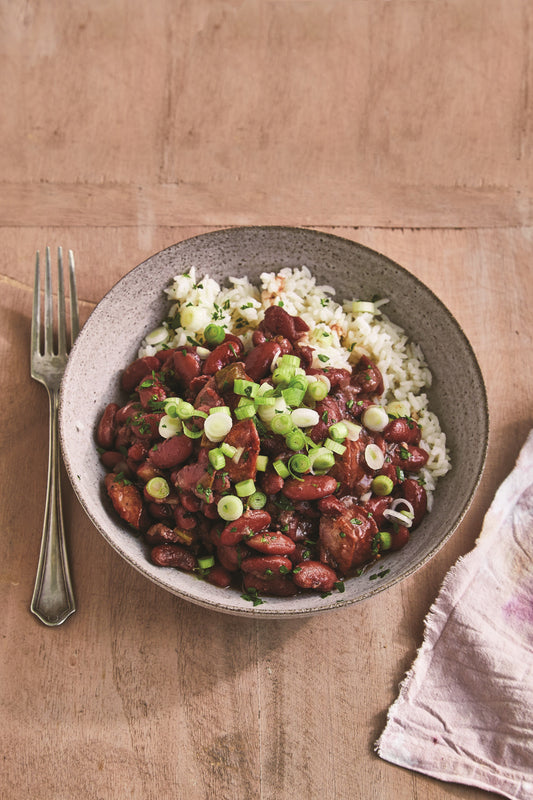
352 300 376 314
362 405 389 432
196 346 211 359
365 443 385 470
217 495 244 521
291 408 320 428
383 509 413 528
385 400 411 418
144 326 169 346
158 414 182 439
180 305 210 332
343 420 362 441
391 498 415 516
235 479 256 497
204 413 233 442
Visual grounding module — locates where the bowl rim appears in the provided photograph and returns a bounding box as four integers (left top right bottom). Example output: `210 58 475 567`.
59 225 489 617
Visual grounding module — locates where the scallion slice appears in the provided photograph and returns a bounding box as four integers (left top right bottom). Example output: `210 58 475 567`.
208 448 226 471
204 413 233 442
217 495 244 521
204 323 225 345
248 491 267 509
235 479 256 497
324 437 346 455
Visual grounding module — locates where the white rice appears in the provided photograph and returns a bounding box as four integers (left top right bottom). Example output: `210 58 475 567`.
139 266 451 504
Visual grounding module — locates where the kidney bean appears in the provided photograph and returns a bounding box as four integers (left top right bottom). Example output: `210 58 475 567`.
282 475 338 502
149 434 194 469
96 403 119 449
128 441 148 462
363 496 392 527
309 397 342 443
402 478 427 527
137 376 167 410
174 505 197 530
100 450 124 471
383 418 421 445
203 342 242 375
390 525 410 551
351 355 384 396
318 368 351 390
181 492 202 513
147 503 174 522
241 554 293 578
292 561 338 592
150 543 197 571
317 495 346 517
115 400 141 425
217 543 247 572
292 344 314 369
247 531 296 556
136 460 163 483
243 573 298 597
173 348 201 383
104 473 149 531
245 340 282 381
390 444 429 472
289 542 317 565
260 469 284 495
260 305 309 342
220 509 271 546
207 565 232 588
121 356 160 393
252 329 267 346
223 333 245 354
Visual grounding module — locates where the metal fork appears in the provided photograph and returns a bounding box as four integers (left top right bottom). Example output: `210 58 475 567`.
30 247 79 626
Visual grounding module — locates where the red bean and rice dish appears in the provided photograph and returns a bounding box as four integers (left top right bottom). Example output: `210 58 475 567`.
96 268 451 603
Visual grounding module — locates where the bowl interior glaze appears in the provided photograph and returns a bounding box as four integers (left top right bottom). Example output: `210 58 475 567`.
59 227 488 617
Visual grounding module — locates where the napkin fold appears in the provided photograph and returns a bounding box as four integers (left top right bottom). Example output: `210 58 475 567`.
376 430 533 800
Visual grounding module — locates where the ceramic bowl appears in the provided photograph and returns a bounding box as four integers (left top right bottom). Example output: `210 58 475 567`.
59 227 488 617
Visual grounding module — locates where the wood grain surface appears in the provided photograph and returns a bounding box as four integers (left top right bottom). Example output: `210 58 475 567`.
1 2 532 799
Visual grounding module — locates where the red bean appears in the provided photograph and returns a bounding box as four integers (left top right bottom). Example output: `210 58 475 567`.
317 495 345 517
220 509 271 546
244 340 283 381
351 355 384 396
203 342 242 375
246 531 296 555
362 496 392 527
150 544 197 571
260 305 309 342
174 506 197 530
241 554 293 578
282 475 338 502
390 525 410 551
390 444 429 472
217 543 247 572
115 401 141 425
292 561 338 592
383 418 421 445
144 523 180 545
173 348 201 383
121 356 160 393
402 478 427 527
243 573 298 597
96 403 119 449
149 434 194 469
100 450 124 470
260 470 285 495
207 565 232 588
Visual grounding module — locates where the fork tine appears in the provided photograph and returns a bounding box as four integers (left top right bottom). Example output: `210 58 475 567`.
31 251 41 356
68 249 80 343
44 246 53 354
57 247 67 355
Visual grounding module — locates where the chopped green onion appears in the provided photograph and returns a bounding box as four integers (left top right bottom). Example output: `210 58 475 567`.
220 442 237 458
175 401 195 420
362 405 389 432
208 448 226 471
272 367 293 386
235 479 256 497
306 380 328 402
343 420 362 441
204 413 233 442
385 400 411 418
145 477 170 500
371 475 394 496
365 443 385 470
257 396 288 424
377 531 392 550
254 394 276 406
198 554 216 570
329 422 348 442
158 414 183 439
282 386 306 407
352 300 376 314
182 421 204 439
309 447 335 471
209 405 231 415
248 491 267 509
234 402 256 420
164 397 183 419
204 323 225 345
144 325 169 346
273 460 290 478
217 495 244 521
285 428 306 451
288 454 311 474
291 408 320 428
256 455 268 472
181 306 210 331
234 379 259 398
279 354 301 369
270 413 293 435
324 437 346 455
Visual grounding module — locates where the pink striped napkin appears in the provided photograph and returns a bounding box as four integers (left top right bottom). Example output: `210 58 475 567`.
376 430 533 800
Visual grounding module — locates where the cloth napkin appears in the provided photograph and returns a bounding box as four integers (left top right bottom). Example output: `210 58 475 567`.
376 430 533 800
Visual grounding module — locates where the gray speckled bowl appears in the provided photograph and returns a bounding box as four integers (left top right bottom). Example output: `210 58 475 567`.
59 227 488 617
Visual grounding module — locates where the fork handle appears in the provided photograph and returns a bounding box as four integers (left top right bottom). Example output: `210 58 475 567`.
31 388 76 626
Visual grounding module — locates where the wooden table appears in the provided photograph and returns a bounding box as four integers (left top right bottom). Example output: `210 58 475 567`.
2 2 531 798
